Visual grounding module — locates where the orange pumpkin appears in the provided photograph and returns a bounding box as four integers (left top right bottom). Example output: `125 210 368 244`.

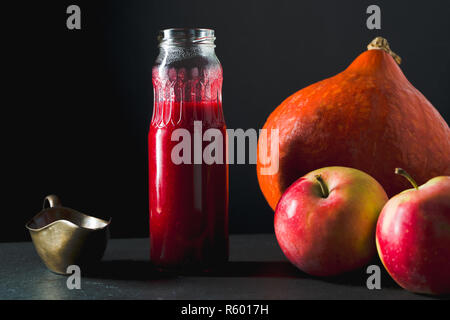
257 37 450 211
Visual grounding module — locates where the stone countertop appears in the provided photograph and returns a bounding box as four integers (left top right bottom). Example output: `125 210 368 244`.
0 234 442 300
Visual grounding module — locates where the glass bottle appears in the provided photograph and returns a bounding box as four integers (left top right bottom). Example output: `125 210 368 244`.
149 28 228 271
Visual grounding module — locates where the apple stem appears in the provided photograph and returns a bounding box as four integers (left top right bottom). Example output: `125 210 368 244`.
315 175 329 198
395 168 419 190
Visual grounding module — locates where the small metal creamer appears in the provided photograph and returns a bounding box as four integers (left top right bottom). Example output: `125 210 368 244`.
26 195 111 275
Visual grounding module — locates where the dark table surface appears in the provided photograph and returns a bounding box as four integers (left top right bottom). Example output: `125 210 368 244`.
0 234 444 300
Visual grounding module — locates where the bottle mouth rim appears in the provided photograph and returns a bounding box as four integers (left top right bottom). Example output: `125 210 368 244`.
158 28 216 46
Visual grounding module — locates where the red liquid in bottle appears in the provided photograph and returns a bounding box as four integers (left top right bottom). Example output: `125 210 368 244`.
149 100 228 270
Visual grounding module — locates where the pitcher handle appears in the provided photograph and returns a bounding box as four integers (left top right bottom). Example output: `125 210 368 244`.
43 195 62 209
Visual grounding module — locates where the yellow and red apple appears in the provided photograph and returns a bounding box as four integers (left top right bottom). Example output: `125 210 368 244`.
274 166 388 276
376 168 450 295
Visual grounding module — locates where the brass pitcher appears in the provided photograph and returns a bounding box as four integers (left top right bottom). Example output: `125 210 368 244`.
26 195 111 275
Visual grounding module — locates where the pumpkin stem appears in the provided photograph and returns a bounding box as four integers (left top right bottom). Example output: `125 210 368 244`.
315 175 329 198
395 168 419 190
367 37 402 65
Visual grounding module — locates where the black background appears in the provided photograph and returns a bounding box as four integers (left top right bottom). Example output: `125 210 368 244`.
4 0 449 242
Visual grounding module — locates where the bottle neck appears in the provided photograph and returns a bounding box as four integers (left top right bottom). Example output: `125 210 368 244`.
156 28 218 65
158 44 216 57
152 28 223 124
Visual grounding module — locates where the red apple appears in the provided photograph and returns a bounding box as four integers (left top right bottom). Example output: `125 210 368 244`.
274 166 388 276
376 168 450 295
